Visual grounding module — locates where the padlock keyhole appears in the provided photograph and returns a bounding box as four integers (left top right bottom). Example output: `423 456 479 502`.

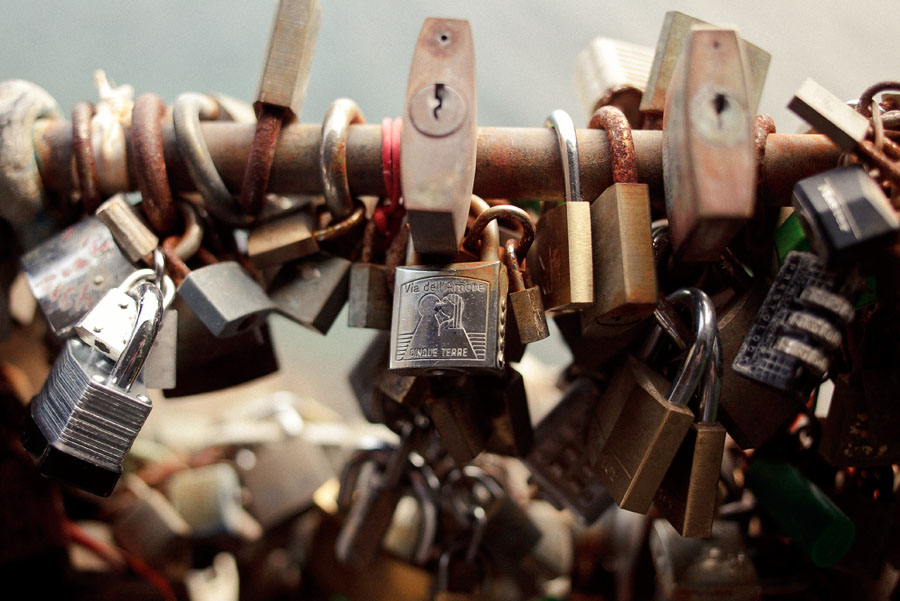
714 93 728 115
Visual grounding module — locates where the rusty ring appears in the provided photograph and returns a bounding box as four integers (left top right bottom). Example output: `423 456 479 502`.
161 236 191 285
239 105 286 215
360 216 377 264
131 93 178 232
71 102 102 212
313 200 366 243
463 204 535 258
504 239 527 292
320 98 365 220
753 114 776 197
588 105 638 185
855 81 900 118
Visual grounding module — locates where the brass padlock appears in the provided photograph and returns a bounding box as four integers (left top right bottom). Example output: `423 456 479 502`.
588 287 717 513
654 333 726 538
426 376 488 467
581 105 657 335
502 227 549 345
390 196 508 375
348 219 409 330
527 109 594 312
474 366 533 458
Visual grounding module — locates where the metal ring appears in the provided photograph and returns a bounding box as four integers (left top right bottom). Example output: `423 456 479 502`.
320 98 365 220
588 105 637 185
855 81 900 118
459 195 499 262
463 204 536 258
313 200 367 243
108 281 163 390
152 248 165 284
131 93 178 233
665 288 717 408
544 109 582 204
173 200 203 261
239 106 286 215
71 102 102 212
120 267 175 308
173 92 251 226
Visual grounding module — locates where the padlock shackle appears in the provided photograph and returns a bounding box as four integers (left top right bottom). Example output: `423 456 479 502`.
588 105 638 185
320 98 366 220
665 288 717 408
543 109 582 212
699 333 723 423
467 195 499 262
108 281 164 390
463 204 535 259
504 240 527 292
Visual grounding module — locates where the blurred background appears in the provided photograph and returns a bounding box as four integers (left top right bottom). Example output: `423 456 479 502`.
1 0 897 421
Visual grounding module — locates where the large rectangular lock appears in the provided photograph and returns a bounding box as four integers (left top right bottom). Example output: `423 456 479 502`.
390 260 507 375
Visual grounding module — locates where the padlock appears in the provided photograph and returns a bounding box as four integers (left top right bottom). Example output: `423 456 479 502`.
390 195 508 375
503 237 549 345
402 18 477 255
113 475 191 570
247 208 319 269
142 307 178 390
238 435 334 530
426 376 488 467
21 216 136 337
268 251 352 335
649 519 761 601
717 282 804 450
524 377 613 524
662 27 756 261
348 219 408 330
162 294 279 398
788 78 871 153
21 280 164 496
74 266 175 361
335 420 426 567
95 193 160 264
177 261 274 338
654 333 726 538
732 251 855 399
640 11 770 117
167 463 259 539
588 287 716 513
473 366 533 458
573 37 654 128
527 109 594 312
791 164 899 270
433 543 492 601
581 106 657 334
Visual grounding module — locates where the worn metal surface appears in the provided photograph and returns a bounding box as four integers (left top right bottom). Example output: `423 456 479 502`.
588 105 637 185
240 107 285 215
33 120 841 205
131 92 177 233
463 204 535 260
71 102 101 212
320 98 365 220
402 18 477 256
95 194 159 263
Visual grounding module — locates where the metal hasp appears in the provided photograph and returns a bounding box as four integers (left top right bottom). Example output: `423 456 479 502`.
663 27 756 261
402 18 477 255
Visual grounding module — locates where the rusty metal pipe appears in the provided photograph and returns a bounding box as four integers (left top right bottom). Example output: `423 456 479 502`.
33 121 839 207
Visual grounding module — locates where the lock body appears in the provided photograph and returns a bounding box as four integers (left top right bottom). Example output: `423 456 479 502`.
390 260 507 375
529 202 594 312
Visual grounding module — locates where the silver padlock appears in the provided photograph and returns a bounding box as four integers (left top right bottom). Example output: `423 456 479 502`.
74 267 175 361
390 196 508 375
22 280 164 496
177 261 275 338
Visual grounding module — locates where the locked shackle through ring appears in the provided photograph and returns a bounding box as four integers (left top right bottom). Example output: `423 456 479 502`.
589 105 638 185
460 195 500 262
463 204 536 259
663 287 718 408
544 109 582 206
121 267 176 309
71 101 102 213
173 92 252 227
699 333 723 424
320 98 366 221
131 93 177 232
107 281 164 390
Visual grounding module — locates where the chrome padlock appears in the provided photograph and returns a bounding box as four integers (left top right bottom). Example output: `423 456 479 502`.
22 281 164 496
74 266 174 361
588 287 717 513
390 196 508 375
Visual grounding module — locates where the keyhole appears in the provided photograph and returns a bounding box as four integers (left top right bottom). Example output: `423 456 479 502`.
713 93 728 127
433 83 445 120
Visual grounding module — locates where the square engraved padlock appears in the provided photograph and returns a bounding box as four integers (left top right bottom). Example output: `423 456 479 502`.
390 197 508 375
22 281 164 497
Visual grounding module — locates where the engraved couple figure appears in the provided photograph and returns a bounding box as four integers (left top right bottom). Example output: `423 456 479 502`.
403 292 476 359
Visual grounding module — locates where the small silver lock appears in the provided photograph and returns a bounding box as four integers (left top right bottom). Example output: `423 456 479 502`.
74 267 174 360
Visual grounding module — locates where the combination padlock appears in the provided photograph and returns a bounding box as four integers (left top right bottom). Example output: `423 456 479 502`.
22 280 164 496
390 195 508 375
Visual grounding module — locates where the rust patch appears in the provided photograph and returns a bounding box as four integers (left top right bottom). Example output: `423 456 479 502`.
132 93 177 233
589 106 638 184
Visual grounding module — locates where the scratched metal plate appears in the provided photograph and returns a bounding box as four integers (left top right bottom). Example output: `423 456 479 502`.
21 217 135 336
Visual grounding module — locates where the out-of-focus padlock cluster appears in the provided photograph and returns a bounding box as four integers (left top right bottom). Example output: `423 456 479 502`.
3 2 900 600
